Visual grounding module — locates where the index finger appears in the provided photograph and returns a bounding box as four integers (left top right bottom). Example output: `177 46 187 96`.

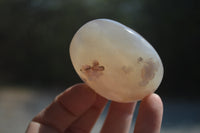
26 83 97 133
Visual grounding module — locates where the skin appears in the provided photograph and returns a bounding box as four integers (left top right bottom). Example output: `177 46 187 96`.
26 83 163 133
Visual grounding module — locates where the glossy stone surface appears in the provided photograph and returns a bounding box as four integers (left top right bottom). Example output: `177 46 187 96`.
69 19 163 102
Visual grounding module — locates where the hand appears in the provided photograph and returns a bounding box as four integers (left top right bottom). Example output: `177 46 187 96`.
26 83 163 133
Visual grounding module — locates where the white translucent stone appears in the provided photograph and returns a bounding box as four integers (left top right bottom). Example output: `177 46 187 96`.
69 19 163 102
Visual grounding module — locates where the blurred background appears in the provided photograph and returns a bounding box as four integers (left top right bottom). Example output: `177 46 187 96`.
0 0 199 132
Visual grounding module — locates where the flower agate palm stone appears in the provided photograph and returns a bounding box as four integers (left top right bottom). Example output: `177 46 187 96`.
70 19 163 102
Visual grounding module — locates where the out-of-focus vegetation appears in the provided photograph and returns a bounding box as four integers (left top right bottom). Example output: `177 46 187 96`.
0 0 199 99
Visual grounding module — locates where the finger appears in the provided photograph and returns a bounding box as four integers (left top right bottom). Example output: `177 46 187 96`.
66 94 108 133
101 101 137 133
26 121 58 133
134 93 163 133
30 83 97 133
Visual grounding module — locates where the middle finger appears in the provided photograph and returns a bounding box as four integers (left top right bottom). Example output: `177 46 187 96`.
101 101 137 133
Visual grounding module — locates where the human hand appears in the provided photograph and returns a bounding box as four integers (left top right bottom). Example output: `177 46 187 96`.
26 83 163 133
